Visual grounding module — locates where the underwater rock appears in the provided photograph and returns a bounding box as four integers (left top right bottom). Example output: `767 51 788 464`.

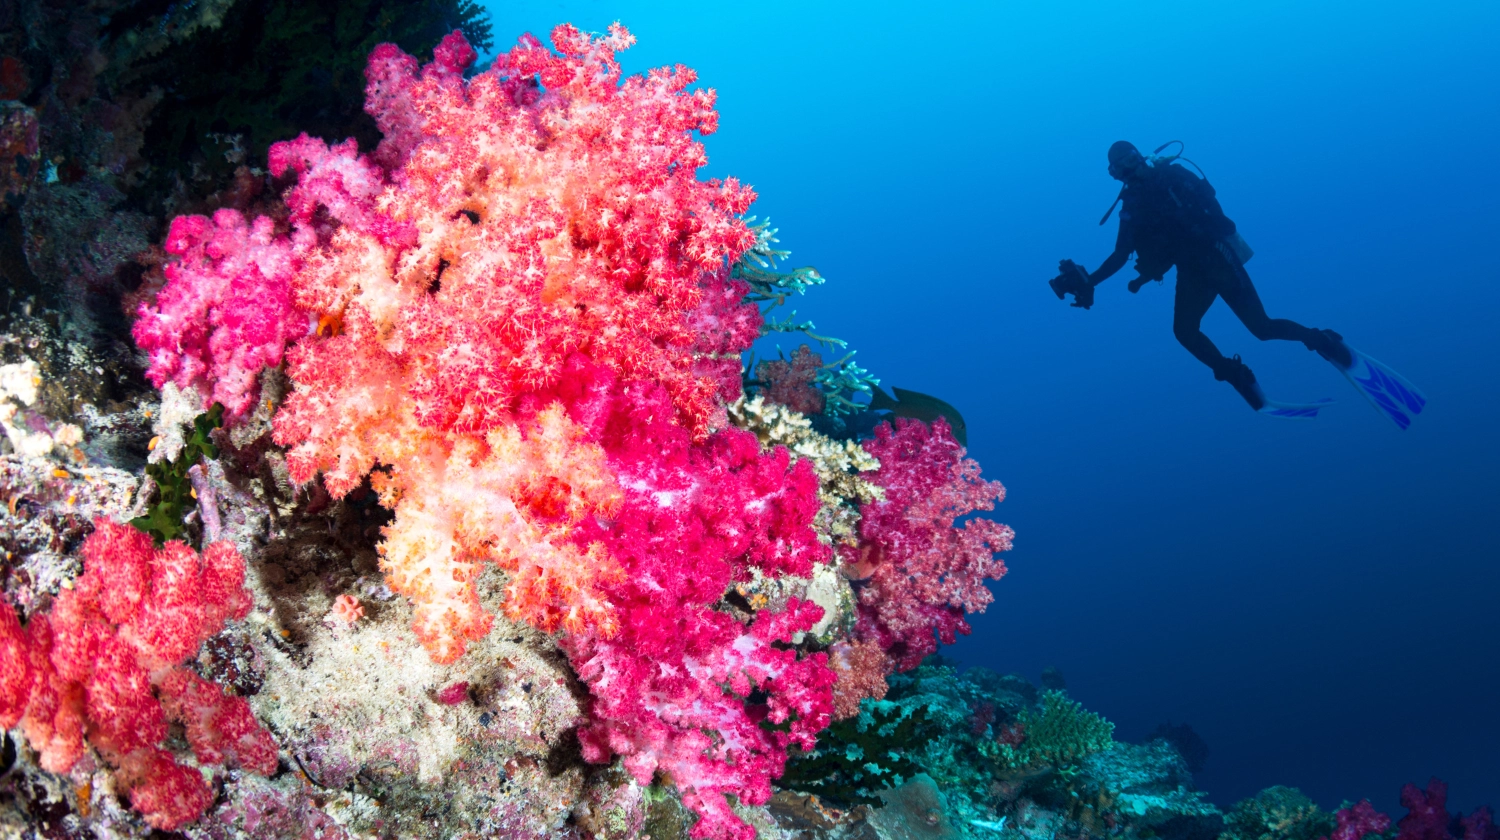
1148 722 1210 775
867 774 958 840
1082 741 1222 832
573 763 648 840
19 179 153 341
0 102 39 206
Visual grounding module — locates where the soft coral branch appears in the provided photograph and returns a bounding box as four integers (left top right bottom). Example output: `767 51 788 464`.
134 27 761 663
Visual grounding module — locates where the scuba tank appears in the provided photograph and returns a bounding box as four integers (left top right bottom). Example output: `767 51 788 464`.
1097 140 1253 263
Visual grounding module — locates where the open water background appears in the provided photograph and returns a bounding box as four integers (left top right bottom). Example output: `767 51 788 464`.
483 0 1499 814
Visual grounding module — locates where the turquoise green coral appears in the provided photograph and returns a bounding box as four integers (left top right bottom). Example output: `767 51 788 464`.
734 219 879 417
982 689 1115 771
780 701 934 806
1221 786 1338 840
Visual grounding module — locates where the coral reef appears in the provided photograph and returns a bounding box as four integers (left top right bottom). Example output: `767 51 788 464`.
34 16 1017 840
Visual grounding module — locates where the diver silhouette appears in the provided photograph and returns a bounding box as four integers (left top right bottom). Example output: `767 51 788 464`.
1050 141 1427 428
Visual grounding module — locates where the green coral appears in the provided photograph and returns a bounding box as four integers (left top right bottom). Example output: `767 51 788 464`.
779 701 933 807
131 404 223 544
1220 786 1337 840
981 689 1114 771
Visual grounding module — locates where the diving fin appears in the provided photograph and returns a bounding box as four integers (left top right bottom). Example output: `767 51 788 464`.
1217 355 1332 418
1329 344 1426 430
1257 395 1336 419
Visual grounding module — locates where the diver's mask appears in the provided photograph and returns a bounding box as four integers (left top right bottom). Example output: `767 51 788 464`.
1107 141 1146 181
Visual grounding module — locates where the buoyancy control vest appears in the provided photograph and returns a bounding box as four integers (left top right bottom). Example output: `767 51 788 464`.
1119 160 1241 280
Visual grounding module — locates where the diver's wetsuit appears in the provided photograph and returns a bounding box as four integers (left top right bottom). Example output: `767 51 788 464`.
1089 161 1336 389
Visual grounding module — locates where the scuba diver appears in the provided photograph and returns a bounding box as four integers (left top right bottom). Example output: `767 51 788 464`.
1050 141 1426 428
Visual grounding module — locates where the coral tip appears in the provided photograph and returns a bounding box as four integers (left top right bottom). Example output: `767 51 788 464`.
331 594 364 624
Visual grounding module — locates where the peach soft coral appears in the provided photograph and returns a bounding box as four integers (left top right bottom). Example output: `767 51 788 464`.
126 27 843 838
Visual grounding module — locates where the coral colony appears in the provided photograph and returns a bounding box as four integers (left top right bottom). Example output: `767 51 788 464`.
0 18 1493 840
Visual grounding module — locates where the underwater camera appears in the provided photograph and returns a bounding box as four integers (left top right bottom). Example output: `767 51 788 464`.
1049 259 1094 309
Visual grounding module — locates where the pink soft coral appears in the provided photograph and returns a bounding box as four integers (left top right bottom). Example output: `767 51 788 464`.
1398 779 1499 840
1324 800 1392 840
0 519 276 830
132 210 300 419
561 379 833 840
853 417 1014 670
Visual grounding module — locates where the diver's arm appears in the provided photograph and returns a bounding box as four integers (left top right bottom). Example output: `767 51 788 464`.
1088 216 1134 286
1088 247 1130 286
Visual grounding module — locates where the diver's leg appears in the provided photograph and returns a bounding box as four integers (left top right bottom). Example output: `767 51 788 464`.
1217 260 1352 367
1175 271 1264 410
1172 274 1224 368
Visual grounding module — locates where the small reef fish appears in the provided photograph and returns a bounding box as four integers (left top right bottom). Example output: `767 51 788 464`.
869 385 969 447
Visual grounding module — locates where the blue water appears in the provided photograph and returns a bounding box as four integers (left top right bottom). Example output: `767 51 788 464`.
485 0 1499 815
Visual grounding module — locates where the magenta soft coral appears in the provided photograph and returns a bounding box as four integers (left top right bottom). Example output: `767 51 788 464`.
132 209 300 419
1397 779 1499 840
1320 780 1498 840
0 520 276 830
560 380 834 840
853 417 1014 671
1323 800 1391 840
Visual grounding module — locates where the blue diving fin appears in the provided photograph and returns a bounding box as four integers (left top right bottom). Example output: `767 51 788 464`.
1227 364 1334 419
1256 391 1336 420
1331 344 1426 430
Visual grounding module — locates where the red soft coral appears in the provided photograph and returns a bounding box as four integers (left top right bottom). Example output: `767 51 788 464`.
756 344 827 416
0 519 275 830
827 638 893 720
853 417 1014 670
